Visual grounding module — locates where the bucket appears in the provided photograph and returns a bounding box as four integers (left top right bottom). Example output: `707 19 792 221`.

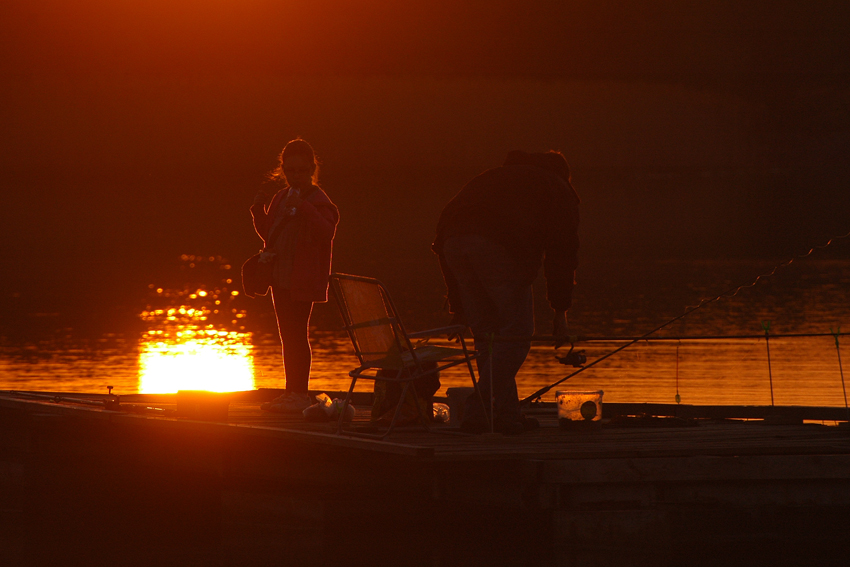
556 390 603 421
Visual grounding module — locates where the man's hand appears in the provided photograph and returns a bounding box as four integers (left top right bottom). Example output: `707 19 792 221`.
553 310 569 348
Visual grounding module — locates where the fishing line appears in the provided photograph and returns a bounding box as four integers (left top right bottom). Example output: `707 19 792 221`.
521 227 850 405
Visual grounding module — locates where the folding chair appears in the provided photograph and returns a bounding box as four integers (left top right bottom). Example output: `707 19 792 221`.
330 273 481 438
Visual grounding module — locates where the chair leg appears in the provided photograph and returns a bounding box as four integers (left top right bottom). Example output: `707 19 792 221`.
408 384 432 433
337 376 358 434
382 381 410 438
460 336 478 388
460 336 488 422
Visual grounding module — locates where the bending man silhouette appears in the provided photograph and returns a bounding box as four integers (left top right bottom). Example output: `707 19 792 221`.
432 150 580 434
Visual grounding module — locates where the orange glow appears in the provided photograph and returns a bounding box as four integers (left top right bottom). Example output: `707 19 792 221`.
139 328 254 394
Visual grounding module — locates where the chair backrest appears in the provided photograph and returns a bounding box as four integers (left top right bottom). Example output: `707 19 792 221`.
330 274 410 368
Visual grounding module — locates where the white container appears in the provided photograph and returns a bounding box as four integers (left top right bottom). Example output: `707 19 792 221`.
556 390 603 421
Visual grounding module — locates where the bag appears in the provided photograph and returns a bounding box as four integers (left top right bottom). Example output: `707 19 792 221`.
241 250 276 298
371 362 440 425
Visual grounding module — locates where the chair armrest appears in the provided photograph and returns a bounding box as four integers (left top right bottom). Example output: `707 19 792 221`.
407 325 467 339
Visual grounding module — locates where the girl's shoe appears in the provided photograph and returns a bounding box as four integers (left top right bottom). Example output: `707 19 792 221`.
261 392 312 413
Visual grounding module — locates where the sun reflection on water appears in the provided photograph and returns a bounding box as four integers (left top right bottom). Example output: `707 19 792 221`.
139 328 254 394
137 255 255 394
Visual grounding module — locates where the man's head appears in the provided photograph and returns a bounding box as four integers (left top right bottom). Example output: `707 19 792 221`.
504 150 571 183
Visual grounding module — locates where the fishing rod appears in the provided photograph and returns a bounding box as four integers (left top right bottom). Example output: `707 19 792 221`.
0 390 120 410
521 227 850 405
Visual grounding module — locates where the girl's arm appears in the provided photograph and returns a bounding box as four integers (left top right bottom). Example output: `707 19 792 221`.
250 191 283 244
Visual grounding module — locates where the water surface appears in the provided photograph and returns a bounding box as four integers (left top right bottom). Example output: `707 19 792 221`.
2 257 849 409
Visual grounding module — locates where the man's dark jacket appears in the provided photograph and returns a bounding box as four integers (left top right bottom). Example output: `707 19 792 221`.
432 164 580 316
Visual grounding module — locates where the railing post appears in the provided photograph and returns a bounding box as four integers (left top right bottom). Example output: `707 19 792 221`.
831 326 848 421
675 341 681 404
762 321 775 406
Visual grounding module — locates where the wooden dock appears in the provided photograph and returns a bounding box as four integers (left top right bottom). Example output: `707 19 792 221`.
1 390 849 566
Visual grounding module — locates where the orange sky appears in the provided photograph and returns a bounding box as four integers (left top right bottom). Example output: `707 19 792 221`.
2 0 849 297
5 1 848 80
